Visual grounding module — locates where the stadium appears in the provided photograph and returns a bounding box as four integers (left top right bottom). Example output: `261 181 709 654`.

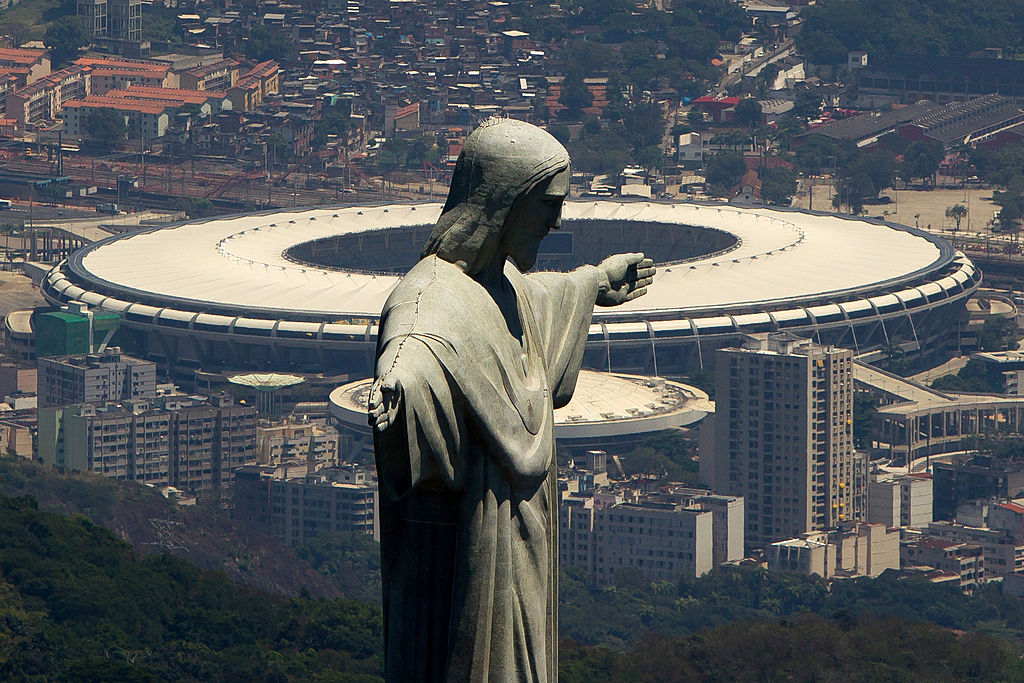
329 370 714 460
40 201 981 384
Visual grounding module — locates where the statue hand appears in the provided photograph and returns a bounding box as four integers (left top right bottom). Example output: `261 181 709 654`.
368 374 402 432
596 253 655 307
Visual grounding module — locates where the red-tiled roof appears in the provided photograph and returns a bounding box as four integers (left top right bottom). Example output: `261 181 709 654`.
75 57 171 75
64 97 169 115
0 47 47 66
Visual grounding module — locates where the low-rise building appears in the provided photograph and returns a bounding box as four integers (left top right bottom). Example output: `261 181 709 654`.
901 537 985 591
5 65 90 126
0 418 33 458
63 86 230 141
767 522 900 579
868 472 933 528
38 393 256 496
0 47 51 86
676 132 708 168
233 463 378 543
256 419 339 466
560 483 743 585
74 57 175 95
0 361 36 396
37 346 155 408
768 535 835 578
227 60 279 111
989 500 1024 543
923 520 1024 580
63 96 170 142
933 455 1024 521
179 58 239 92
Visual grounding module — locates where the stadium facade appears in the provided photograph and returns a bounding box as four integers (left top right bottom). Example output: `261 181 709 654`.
41 201 980 384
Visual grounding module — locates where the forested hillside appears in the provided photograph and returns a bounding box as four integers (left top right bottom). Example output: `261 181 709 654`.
0 493 382 681
799 0 1024 63
2 484 1024 680
0 457 339 598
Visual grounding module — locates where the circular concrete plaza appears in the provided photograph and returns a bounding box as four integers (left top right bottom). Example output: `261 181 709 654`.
330 370 713 456
41 201 981 380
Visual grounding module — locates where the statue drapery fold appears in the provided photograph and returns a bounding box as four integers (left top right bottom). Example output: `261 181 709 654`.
374 256 600 681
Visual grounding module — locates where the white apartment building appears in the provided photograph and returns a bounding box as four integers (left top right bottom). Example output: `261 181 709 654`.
868 472 933 528
256 419 339 466
768 522 899 579
560 485 743 585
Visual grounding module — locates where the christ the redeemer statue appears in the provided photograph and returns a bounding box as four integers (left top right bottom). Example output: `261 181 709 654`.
369 117 654 682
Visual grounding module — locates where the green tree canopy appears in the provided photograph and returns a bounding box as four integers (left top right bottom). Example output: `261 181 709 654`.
792 91 823 122
313 108 350 148
732 98 762 130
901 140 944 186
760 167 796 205
44 17 89 67
559 73 594 121
81 108 127 153
705 150 746 194
244 25 292 61
798 0 1024 63
946 203 968 230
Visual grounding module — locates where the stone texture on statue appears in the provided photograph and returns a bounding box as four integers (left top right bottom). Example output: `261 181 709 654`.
369 118 654 682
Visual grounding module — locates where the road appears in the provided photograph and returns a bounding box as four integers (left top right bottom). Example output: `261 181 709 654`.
43 210 186 243
718 39 796 90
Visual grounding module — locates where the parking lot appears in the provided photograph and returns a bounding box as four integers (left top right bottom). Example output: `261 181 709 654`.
793 182 1002 238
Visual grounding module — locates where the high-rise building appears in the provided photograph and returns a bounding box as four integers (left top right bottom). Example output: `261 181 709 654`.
37 347 156 408
77 0 141 42
76 0 108 38
704 334 865 547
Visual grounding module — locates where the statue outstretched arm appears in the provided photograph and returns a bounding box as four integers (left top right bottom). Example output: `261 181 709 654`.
595 252 655 307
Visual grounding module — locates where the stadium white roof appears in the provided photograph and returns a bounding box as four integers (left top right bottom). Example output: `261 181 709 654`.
62 201 947 321
329 370 713 439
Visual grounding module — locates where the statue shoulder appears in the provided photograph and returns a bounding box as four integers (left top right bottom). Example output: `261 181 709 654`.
382 256 482 325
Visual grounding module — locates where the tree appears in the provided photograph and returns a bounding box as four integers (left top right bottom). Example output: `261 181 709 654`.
81 108 127 153
993 191 1024 241
638 145 663 172
244 25 292 62
312 108 349 149
856 150 896 197
622 100 666 151
945 204 968 231
760 167 796 205
997 201 1022 238
44 17 89 67
548 123 571 146
793 90 823 122
0 19 32 48
901 141 944 187
733 98 762 130
705 151 746 193
558 72 593 121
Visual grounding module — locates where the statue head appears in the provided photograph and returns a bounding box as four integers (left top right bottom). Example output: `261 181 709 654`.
422 118 571 274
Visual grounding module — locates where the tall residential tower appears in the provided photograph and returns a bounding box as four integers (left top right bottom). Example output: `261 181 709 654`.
704 334 866 547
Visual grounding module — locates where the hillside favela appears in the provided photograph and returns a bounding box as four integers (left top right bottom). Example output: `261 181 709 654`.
4 0 1024 679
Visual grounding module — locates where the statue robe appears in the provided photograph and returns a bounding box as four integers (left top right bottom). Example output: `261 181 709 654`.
374 254 601 682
